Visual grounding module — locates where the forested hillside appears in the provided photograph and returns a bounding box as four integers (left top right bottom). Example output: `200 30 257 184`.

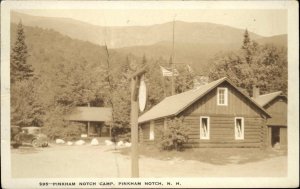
10 23 188 139
10 21 288 140
11 24 125 77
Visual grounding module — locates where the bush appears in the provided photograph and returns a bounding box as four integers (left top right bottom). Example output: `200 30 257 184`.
159 117 189 151
119 132 131 143
42 107 85 141
110 126 130 142
43 121 84 141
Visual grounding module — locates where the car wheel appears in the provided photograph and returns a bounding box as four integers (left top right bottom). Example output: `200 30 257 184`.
12 143 20 149
32 139 39 148
42 143 48 147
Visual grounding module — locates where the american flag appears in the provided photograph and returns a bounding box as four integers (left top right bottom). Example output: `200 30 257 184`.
160 66 179 77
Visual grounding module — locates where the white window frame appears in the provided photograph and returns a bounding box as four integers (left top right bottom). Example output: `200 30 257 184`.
149 121 155 140
235 117 244 140
200 116 210 140
217 87 228 106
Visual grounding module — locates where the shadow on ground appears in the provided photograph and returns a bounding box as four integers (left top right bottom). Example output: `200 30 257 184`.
119 144 287 165
11 144 54 154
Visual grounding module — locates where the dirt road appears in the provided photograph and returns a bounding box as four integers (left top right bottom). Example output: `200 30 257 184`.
11 144 287 178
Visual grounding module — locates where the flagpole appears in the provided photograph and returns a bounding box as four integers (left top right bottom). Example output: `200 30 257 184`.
171 18 175 95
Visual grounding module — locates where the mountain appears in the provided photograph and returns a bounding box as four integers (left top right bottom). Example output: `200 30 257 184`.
10 23 134 77
11 11 287 74
12 11 264 49
115 33 287 74
256 34 287 48
115 41 240 73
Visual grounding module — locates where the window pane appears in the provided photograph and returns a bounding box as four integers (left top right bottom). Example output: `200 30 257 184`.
235 118 244 140
218 89 226 105
202 119 207 137
200 117 209 139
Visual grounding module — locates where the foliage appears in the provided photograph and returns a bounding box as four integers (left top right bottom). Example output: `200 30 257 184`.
158 117 189 151
50 61 108 107
110 126 130 142
175 65 195 93
11 79 44 127
209 30 287 95
10 21 34 83
118 132 131 143
144 58 166 109
42 107 85 140
10 21 43 127
108 55 136 129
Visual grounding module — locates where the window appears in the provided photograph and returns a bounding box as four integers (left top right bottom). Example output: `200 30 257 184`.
235 117 244 140
200 116 210 139
217 87 228 106
149 121 155 140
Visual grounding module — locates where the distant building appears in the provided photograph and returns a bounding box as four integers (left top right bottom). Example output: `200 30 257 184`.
65 107 112 137
253 90 287 148
138 77 270 148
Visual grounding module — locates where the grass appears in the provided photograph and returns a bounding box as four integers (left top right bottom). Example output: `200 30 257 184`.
119 143 287 165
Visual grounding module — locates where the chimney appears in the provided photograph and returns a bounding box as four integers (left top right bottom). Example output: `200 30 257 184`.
252 85 260 98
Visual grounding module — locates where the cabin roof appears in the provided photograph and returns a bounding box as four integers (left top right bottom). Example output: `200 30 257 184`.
138 77 270 123
65 107 112 122
252 91 284 107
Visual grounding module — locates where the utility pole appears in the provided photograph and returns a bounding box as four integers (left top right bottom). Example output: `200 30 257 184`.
130 66 147 178
171 18 175 95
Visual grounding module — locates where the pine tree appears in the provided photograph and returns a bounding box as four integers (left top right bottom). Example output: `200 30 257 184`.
141 54 147 67
242 29 251 50
241 29 252 64
11 21 34 83
209 32 287 96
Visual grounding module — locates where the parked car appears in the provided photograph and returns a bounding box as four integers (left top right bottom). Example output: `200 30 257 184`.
11 125 22 148
11 126 49 148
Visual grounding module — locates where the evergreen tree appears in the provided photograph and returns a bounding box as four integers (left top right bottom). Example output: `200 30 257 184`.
209 31 287 96
242 29 251 50
110 56 134 129
11 21 34 83
175 65 194 93
241 29 252 64
142 54 147 67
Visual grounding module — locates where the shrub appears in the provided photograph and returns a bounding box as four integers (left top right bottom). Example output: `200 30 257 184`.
42 107 84 141
43 121 84 141
159 117 189 151
111 126 130 142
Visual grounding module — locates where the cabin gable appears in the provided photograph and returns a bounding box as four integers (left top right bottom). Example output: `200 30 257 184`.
264 96 287 127
181 82 264 118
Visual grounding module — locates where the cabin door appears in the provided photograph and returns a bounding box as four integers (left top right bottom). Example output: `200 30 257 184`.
271 127 280 147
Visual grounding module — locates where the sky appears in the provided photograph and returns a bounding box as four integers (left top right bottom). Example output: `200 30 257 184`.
19 9 287 37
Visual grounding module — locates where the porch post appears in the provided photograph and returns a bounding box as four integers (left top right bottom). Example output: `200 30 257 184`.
268 126 272 147
87 121 90 137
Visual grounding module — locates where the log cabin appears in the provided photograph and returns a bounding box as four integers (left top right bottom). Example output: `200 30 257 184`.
65 107 112 137
138 77 271 148
253 90 287 149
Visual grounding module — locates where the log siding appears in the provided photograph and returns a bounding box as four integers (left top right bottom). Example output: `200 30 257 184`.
139 79 269 148
182 115 266 148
